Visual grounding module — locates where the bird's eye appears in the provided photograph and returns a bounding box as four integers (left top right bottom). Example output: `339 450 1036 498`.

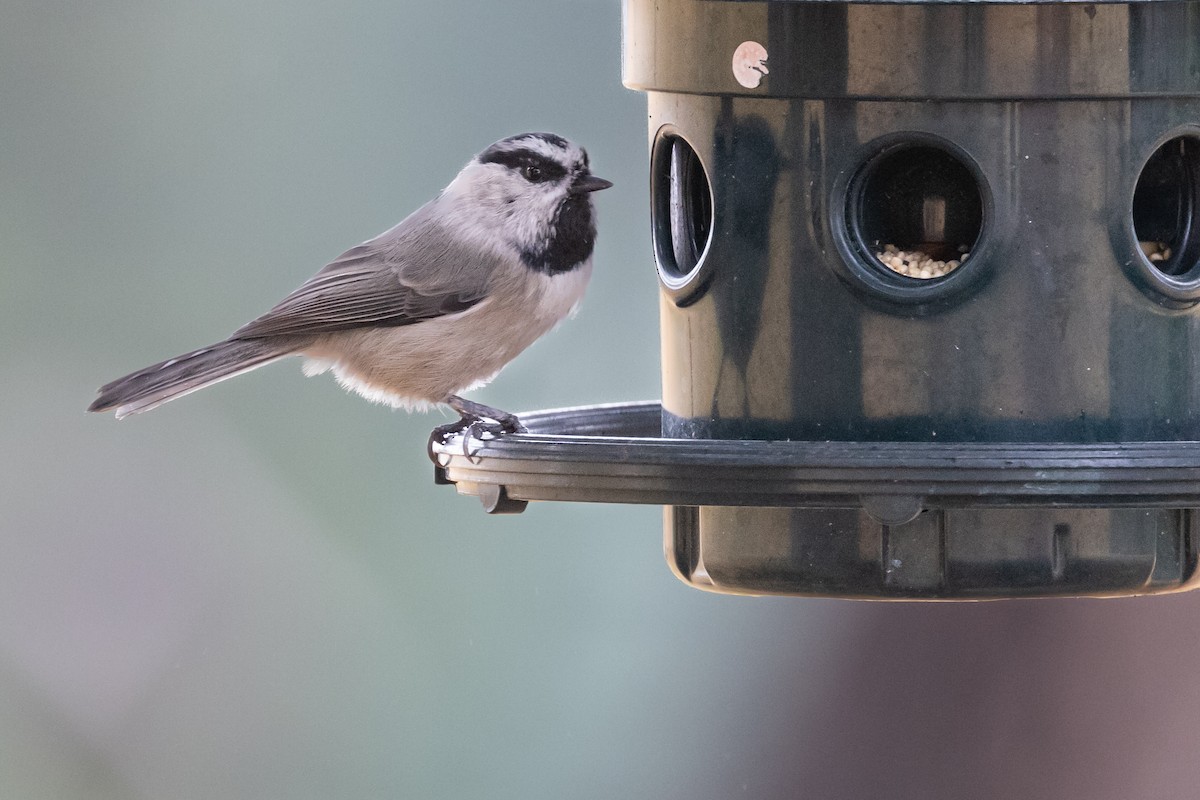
522 165 543 182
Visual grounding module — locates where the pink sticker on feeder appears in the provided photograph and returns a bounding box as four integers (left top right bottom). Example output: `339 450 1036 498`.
732 41 769 89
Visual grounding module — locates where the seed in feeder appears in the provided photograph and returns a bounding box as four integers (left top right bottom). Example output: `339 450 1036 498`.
875 243 970 279
1140 240 1171 262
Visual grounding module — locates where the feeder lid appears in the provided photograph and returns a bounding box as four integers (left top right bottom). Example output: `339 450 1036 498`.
625 0 1200 100
724 0 1185 3
429 401 1200 516
702 0 1194 4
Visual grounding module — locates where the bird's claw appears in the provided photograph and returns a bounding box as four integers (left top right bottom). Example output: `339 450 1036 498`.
460 415 526 459
428 417 468 472
431 416 472 444
492 412 527 435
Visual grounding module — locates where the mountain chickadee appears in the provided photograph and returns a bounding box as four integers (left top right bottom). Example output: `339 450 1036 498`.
88 132 612 438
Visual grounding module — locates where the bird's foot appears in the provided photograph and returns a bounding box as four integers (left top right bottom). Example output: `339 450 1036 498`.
444 395 526 434
431 396 527 461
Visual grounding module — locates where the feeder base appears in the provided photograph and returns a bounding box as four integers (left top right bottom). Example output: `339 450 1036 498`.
667 505 1198 600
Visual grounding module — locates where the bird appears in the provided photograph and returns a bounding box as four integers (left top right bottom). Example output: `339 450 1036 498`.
88 132 612 439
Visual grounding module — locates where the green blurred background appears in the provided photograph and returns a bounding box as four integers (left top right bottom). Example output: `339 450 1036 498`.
6 2 1200 798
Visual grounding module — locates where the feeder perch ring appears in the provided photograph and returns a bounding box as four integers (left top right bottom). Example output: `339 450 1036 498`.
429 401 1200 514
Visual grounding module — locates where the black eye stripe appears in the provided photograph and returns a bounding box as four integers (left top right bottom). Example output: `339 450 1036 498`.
478 147 569 182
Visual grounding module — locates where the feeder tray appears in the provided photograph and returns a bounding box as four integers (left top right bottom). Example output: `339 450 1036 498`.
430 403 1200 599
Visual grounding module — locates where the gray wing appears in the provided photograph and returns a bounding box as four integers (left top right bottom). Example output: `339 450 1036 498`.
232 204 500 340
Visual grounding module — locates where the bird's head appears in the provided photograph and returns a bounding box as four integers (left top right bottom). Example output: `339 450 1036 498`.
446 132 613 274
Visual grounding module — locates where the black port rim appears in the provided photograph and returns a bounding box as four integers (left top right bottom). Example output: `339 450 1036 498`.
650 126 715 305
1125 129 1200 305
831 133 993 310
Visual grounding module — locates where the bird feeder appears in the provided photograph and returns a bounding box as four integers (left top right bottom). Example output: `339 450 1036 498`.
429 0 1200 599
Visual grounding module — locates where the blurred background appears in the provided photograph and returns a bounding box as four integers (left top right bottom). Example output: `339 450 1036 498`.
5 1 1200 798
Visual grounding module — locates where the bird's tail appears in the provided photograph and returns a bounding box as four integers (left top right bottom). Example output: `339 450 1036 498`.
88 339 295 419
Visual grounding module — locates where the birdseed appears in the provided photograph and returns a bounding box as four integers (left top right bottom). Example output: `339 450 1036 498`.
874 243 969 280
1140 240 1172 263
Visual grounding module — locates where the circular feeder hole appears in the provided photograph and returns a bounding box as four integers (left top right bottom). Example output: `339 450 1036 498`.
652 132 713 287
848 143 984 281
1132 136 1200 279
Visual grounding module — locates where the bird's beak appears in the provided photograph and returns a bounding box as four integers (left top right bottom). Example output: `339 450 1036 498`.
570 174 614 194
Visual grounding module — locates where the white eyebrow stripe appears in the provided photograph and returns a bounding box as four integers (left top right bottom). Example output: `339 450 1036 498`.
500 135 581 165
